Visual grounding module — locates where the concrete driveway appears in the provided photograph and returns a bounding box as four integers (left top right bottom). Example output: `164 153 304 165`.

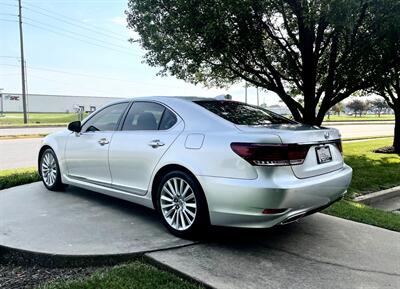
0 183 399 288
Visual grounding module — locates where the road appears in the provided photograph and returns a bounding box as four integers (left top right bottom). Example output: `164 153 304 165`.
0 123 394 170
0 126 64 136
327 123 394 139
0 138 42 170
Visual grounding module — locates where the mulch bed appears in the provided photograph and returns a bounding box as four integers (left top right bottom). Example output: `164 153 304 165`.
0 263 97 289
373 146 399 154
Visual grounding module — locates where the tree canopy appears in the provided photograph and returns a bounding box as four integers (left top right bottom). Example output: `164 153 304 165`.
127 0 386 125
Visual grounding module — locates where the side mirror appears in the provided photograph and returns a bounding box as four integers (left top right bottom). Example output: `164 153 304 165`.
68 121 81 133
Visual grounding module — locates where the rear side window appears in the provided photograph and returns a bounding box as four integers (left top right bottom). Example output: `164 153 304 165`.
194 101 295 125
122 102 177 131
159 109 177 130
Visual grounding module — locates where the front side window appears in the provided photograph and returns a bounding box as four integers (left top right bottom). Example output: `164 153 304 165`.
81 102 128 132
194 100 295 125
122 102 177 131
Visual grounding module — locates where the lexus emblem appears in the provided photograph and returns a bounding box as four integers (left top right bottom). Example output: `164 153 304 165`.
324 132 330 139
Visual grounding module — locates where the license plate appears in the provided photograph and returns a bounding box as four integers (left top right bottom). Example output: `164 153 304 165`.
315 146 332 164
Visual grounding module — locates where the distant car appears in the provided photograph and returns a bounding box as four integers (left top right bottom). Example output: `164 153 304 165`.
38 97 352 238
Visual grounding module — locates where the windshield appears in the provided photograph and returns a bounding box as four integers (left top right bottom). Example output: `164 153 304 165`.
194 100 296 125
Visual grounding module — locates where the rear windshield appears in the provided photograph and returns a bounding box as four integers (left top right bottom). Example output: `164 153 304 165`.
194 100 295 125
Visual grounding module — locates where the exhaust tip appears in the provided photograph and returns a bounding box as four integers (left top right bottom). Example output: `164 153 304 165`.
280 212 306 225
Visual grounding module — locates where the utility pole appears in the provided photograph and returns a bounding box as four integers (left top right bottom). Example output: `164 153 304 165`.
244 81 248 104
0 88 4 117
18 0 28 124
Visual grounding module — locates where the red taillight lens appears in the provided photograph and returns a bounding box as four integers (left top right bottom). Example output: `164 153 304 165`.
334 140 343 153
230 143 310 166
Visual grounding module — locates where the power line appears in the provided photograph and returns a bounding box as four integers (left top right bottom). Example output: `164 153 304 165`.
23 16 135 53
23 2 131 41
0 3 17 8
0 63 186 89
24 21 141 57
0 56 20 59
0 13 18 17
0 19 18 23
23 5 129 44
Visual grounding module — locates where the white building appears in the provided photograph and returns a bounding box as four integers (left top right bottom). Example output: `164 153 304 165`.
0 93 125 113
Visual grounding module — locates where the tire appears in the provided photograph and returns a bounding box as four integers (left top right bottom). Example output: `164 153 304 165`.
156 170 209 239
39 148 66 191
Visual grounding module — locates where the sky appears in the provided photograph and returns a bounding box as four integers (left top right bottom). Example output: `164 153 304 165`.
0 0 280 105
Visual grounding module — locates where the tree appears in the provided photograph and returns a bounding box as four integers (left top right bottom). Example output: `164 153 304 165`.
370 99 389 117
331 102 344 116
369 0 400 152
346 99 367 117
127 0 384 125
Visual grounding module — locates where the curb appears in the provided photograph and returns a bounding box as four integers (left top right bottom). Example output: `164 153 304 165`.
144 254 214 289
354 186 400 205
323 122 395 126
0 244 143 268
342 136 393 142
0 134 46 140
0 242 199 268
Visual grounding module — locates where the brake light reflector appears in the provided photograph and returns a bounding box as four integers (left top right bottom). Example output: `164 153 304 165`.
230 143 311 166
262 208 288 215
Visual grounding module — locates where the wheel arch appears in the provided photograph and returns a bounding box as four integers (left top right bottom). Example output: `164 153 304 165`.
38 145 53 176
151 164 209 219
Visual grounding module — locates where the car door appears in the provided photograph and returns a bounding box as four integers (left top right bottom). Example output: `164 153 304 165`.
109 101 184 195
65 102 129 185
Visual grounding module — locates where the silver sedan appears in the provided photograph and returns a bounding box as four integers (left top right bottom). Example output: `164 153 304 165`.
38 97 352 238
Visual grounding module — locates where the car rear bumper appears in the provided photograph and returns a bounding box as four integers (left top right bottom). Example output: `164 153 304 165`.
197 164 352 228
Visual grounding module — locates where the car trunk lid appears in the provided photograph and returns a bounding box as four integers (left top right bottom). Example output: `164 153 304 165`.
235 124 344 179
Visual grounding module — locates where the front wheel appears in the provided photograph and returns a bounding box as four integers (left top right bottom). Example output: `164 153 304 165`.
39 148 66 191
156 171 209 239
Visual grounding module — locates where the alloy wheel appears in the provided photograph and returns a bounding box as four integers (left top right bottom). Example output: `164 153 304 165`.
160 177 197 231
41 152 57 187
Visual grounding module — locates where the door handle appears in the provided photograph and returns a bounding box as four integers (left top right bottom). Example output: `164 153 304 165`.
98 138 110 146
148 140 165 148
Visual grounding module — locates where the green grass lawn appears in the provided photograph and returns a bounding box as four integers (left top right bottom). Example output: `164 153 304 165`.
324 114 395 122
38 262 202 289
343 138 400 198
0 167 39 190
324 138 400 232
324 200 400 232
0 113 88 126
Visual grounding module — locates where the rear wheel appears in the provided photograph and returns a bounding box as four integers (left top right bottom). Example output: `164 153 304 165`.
40 148 66 191
156 170 209 239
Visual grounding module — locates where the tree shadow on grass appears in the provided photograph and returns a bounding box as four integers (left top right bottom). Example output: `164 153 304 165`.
344 153 400 198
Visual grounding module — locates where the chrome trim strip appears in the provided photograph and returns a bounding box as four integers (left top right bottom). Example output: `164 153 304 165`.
67 174 147 196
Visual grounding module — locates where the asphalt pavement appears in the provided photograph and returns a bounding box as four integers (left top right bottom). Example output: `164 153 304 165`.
0 126 64 136
0 138 42 170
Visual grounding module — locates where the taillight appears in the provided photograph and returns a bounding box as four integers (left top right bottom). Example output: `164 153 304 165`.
334 140 343 153
230 143 310 166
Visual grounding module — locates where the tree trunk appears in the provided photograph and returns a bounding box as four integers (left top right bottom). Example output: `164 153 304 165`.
394 108 400 153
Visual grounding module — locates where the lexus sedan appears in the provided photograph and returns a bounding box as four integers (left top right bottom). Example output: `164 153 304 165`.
38 97 352 238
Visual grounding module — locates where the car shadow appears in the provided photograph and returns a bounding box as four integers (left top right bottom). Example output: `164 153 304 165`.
58 184 300 244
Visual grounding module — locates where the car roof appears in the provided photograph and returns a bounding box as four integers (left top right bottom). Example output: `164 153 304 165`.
130 96 217 102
